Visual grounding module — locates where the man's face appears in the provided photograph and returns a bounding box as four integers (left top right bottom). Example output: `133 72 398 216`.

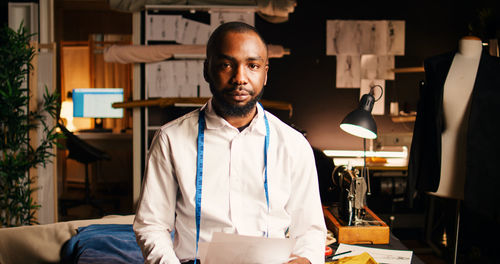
204 31 269 117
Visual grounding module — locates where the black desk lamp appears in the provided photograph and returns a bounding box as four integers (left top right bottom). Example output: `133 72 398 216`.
340 92 377 139
339 86 380 200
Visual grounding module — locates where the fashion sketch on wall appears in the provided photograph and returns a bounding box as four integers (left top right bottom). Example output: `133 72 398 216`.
336 54 361 88
326 20 405 56
146 60 209 98
146 14 210 45
210 11 255 32
145 11 256 99
326 19 404 113
361 55 395 80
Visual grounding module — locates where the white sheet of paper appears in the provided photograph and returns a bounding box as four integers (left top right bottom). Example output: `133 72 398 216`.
180 19 211 45
146 15 176 41
361 55 395 80
336 54 361 88
146 61 173 98
172 60 186 97
333 243 413 264
326 20 362 55
359 20 387 55
326 19 405 56
387 20 405 55
176 17 189 44
197 60 211 97
200 232 296 264
210 12 255 33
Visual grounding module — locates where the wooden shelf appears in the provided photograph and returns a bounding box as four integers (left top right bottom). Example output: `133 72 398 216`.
113 97 294 118
391 67 425 73
391 115 416 122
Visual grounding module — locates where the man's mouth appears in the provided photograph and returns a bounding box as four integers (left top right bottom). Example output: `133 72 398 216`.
226 88 252 102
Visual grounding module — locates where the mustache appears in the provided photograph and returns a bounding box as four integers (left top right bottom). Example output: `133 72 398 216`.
224 85 254 95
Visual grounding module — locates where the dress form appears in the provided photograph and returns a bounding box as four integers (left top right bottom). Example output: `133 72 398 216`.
431 36 482 199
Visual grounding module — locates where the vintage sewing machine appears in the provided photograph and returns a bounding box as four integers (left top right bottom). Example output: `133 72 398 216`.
333 165 368 225
323 164 389 244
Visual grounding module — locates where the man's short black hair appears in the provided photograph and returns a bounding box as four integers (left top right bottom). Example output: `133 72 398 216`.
206 21 267 60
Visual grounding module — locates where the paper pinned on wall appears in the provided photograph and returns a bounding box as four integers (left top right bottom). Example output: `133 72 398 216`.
359 20 388 55
197 60 211 97
387 20 405 55
199 232 296 264
175 17 189 44
180 19 211 45
327 19 404 89
146 15 181 41
361 55 395 80
326 20 362 55
326 20 405 56
336 54 361 88
172 60 186 97
146 60 208 98
210 11 255 32
146 61 173 98
184 60 200 97
360 79 385 115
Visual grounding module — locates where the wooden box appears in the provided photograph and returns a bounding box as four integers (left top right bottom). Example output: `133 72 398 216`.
323 205 389 244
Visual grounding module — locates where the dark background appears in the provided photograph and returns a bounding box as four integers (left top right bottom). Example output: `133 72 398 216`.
3 0 499 151
254 1 499 150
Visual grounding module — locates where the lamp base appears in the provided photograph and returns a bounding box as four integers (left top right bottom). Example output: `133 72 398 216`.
323 205 389 244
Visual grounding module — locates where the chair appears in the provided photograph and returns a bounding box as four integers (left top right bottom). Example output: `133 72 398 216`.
58 122 112 216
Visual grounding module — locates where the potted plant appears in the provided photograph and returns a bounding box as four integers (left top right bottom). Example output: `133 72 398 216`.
0 23 61 227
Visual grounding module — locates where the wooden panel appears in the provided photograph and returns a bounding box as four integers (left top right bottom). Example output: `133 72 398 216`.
323 206 390 244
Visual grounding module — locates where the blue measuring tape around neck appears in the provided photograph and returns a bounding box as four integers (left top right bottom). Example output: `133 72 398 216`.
194 105 270 263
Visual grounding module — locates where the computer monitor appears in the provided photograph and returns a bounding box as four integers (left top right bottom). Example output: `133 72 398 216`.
72 88 124 132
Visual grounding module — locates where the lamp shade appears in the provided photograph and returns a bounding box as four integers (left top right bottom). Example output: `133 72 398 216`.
340 93 377 139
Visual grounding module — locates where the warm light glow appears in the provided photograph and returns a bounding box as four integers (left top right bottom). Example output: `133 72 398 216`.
323 147 408 158
324 147 409 167
340 123 377 139
60 100 76 132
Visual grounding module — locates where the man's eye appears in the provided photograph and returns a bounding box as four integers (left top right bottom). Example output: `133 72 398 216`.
220 63 231 69
249 64 260 70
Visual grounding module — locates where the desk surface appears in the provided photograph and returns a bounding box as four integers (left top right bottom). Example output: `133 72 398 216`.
329 234 424 264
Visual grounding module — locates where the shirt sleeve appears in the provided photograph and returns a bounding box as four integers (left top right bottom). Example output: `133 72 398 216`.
286 139 327 264
134 131 181 264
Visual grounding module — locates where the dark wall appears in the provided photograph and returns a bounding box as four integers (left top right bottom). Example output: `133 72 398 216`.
255 1 499 150
10 1 496 151
1 2 8 26
54 0 132 42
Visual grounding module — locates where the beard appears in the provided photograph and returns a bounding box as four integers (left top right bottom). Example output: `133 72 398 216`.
210 85 264 117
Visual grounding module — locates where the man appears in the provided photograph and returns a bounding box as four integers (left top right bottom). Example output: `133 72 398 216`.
134 21 326 264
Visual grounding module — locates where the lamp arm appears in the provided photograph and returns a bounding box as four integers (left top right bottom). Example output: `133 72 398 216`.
363 138 371 196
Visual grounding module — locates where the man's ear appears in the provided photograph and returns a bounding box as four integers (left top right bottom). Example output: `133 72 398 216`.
203 59 210 83
263 64 269 86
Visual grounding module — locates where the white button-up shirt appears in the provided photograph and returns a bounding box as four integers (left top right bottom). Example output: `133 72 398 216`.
134 99 326 264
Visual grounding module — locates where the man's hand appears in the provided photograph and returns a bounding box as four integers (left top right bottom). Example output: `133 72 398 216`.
285 255 311 264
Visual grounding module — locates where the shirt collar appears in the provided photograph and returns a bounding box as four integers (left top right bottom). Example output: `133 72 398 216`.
202 98 267 136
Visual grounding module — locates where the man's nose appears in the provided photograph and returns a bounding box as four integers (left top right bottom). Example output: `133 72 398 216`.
231 65 248 85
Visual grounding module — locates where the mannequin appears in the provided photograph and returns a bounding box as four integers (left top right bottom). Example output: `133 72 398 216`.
432 36 482 199
429 36 482 263
409 35 500 263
